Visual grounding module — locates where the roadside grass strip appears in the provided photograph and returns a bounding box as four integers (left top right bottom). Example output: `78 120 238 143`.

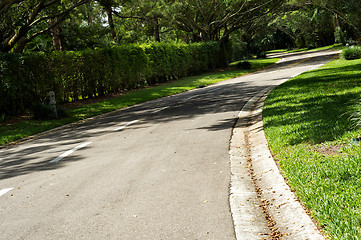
0 58 277 146
263 58 361 239
266 44 344 55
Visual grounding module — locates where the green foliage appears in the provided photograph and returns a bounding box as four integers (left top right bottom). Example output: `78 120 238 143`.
188 42 221 73
282 9 334 49
0 1 93 53
231 38 248 61
236 61 252 70
0 42 220 117
63 23 111 51
334 26 346 44
256 51 267 59
342 46 361 60
349 102 361 130
142 43 190 83
170 0 285 44
32 103 68 120
0 57 278 145
141 41 221 83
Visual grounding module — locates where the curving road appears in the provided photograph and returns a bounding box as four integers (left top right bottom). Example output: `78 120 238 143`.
0 50 338 240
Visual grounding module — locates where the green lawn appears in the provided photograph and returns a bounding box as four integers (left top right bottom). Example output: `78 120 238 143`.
263 58 361 239
0 58 277 146
266 49 288 54
266 44 344 55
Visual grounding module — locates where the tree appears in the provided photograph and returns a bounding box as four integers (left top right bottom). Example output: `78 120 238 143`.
59 2 112 51
111 0 174 43
169 0 286 65
291 0 361 37
0 0 90 53
170 0 285 42
98 0 118 40
270 6 335 48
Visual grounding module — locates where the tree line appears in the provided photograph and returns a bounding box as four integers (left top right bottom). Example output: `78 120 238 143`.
1 0 360 61
1 0 360 119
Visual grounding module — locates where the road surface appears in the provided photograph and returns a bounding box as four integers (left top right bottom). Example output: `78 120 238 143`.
0 50 338 239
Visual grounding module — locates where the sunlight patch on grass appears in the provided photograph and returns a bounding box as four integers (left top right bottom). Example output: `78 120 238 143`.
266 44 344 55
263 58 361 239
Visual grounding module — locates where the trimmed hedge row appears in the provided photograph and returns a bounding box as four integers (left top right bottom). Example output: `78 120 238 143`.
0 42 220 116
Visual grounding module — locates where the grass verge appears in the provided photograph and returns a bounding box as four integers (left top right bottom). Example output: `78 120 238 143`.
0 58 277 146
266 44 344 55
263 58 361 239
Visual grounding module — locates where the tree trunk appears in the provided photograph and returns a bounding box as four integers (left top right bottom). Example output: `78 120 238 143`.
105 6 116 40
50 19 64 51
218 37 231 67
154 17 160 42
13 37 29 53
86 2 93 24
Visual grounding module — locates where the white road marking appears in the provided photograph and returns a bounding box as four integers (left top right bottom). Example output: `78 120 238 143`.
206 87 221 93
114 120 139 131
0 188 14 197
152 107 169 114
268 70 279 75
182 95 199 102
50 142 92 163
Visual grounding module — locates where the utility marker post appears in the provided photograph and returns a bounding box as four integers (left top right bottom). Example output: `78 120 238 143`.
48 91 58 118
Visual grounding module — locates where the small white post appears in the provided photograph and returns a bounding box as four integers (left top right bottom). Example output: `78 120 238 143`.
48 91 58 118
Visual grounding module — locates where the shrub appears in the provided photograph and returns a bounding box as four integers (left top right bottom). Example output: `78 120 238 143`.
236 61 252 70
142 41 220 83
0 42 221 117
231 40 248 62
256 51 267 59
32 103 67 120
342 46 361 60
142 43 190 83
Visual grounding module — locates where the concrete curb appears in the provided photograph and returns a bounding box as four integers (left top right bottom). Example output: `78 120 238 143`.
230 86 326 239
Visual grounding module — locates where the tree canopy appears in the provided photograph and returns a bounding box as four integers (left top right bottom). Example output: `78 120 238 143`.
1 0 360 55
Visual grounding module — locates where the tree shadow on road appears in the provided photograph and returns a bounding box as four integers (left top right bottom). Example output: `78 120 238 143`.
0 50 340 181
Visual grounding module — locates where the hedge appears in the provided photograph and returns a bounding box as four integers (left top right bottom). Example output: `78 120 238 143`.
0 42 220 116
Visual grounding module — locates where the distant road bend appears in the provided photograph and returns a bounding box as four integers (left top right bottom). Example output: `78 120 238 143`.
0 50 338 239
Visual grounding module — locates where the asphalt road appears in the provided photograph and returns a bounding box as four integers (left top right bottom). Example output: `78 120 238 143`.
0 50 339 240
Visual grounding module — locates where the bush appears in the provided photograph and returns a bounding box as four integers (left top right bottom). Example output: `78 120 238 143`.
142 43 190 83
231 40 248 62
188 41 220 73
0 42 221 117
142 42 220 83
256 51 267 59
32 103 68 120
236 61 252 70
342 46 361 60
